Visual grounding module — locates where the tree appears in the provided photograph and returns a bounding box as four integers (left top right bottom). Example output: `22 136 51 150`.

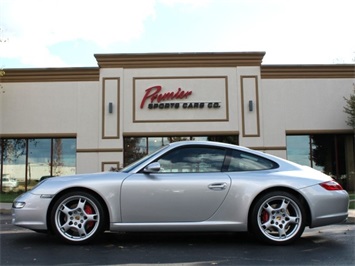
0 67 4 91
1 139 27 162
123 138 146 167
344 84 355 129
52 139 64 176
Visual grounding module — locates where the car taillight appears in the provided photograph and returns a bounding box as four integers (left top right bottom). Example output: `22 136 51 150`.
320 180 344 191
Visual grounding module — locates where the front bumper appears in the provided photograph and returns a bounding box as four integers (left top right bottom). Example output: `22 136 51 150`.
12 192 52 231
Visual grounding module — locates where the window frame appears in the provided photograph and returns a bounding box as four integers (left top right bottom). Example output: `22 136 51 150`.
152 145 228 174
225 149 279 172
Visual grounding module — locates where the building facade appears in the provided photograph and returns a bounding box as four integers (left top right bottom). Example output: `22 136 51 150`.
1 52 354 192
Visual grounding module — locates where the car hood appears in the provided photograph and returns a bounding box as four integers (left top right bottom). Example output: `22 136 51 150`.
30 171 130 195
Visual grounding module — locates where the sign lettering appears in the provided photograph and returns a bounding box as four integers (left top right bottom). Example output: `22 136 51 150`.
139 85 221 111
140 86 192 109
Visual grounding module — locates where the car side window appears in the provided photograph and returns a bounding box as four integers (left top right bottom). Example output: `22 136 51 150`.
228 150 278 171
157 146 226 173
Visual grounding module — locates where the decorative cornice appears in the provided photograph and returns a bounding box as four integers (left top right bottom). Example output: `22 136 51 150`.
2 57 353 82
261 64 355 79
94 52 266 68
0 67 100 83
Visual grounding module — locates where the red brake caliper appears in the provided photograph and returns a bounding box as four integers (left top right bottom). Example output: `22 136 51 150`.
84 205 95 229
261 210 269 223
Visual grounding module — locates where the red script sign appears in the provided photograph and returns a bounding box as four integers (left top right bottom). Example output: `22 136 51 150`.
140 86 192 109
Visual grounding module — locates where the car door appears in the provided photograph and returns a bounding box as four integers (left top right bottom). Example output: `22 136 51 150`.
121 146 231 223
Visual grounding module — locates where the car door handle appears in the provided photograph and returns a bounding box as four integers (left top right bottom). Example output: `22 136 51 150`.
208 183 227 190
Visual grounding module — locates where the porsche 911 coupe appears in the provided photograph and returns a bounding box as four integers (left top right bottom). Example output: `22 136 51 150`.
12 141 349 245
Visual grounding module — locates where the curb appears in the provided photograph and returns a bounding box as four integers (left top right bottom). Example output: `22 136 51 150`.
0 203 12 215
0 209 11 215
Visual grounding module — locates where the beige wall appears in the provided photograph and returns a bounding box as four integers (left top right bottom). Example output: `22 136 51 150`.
1 53 354 173
261 78 354 157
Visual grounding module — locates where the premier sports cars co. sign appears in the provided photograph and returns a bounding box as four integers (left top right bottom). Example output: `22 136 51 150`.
140 85 221 110
134 77 228 122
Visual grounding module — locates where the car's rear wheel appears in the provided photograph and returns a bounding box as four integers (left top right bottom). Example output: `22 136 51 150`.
250 191 306 245
50 191 105 244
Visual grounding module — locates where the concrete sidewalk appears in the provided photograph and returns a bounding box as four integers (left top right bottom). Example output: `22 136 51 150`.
1 202 354 223
0 203 14 214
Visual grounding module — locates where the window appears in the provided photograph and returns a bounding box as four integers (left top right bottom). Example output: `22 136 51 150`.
228 150 278 171
286 134 354 190
123 135 238 167
1 138 76 193
157 146 226 173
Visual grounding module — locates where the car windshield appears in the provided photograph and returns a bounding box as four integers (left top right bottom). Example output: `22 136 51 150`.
121 144 170 173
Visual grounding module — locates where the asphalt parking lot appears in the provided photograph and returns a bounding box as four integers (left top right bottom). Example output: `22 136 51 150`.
1 201 355 265
1 211 354 266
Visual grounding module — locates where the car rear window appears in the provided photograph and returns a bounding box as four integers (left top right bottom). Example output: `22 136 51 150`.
227 150 278 171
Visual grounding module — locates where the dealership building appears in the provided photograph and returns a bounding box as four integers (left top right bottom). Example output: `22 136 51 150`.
0 52 354 192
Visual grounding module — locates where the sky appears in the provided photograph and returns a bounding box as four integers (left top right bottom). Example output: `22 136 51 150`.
0 0 354 69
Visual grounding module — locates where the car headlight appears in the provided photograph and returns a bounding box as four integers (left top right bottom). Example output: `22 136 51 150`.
12 201 26 209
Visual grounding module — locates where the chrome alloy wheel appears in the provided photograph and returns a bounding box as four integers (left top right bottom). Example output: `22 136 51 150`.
53 193 102 243
251 191 306 245
257 195 302 242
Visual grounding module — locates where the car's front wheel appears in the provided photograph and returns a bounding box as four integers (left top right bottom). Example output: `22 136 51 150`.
250 191 306 245
50 191 105 244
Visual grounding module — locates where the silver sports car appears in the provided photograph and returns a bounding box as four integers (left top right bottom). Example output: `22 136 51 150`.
12 141 349 245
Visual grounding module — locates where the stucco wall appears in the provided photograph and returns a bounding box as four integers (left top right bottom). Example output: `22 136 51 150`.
261 78 354 144
1 53 354 173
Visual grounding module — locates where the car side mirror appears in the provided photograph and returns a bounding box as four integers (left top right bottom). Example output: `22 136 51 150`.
143 162 161 173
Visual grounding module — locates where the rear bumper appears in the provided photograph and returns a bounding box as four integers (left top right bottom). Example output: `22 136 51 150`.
300 185 349 228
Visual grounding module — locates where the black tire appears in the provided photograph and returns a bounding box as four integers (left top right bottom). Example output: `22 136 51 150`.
250 191 306 245
50 191 105 244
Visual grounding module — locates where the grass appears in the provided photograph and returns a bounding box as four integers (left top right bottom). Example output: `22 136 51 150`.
0 192 22 203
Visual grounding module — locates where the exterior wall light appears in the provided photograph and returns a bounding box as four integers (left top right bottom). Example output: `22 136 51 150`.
248 100 253 112
108 102 113 114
